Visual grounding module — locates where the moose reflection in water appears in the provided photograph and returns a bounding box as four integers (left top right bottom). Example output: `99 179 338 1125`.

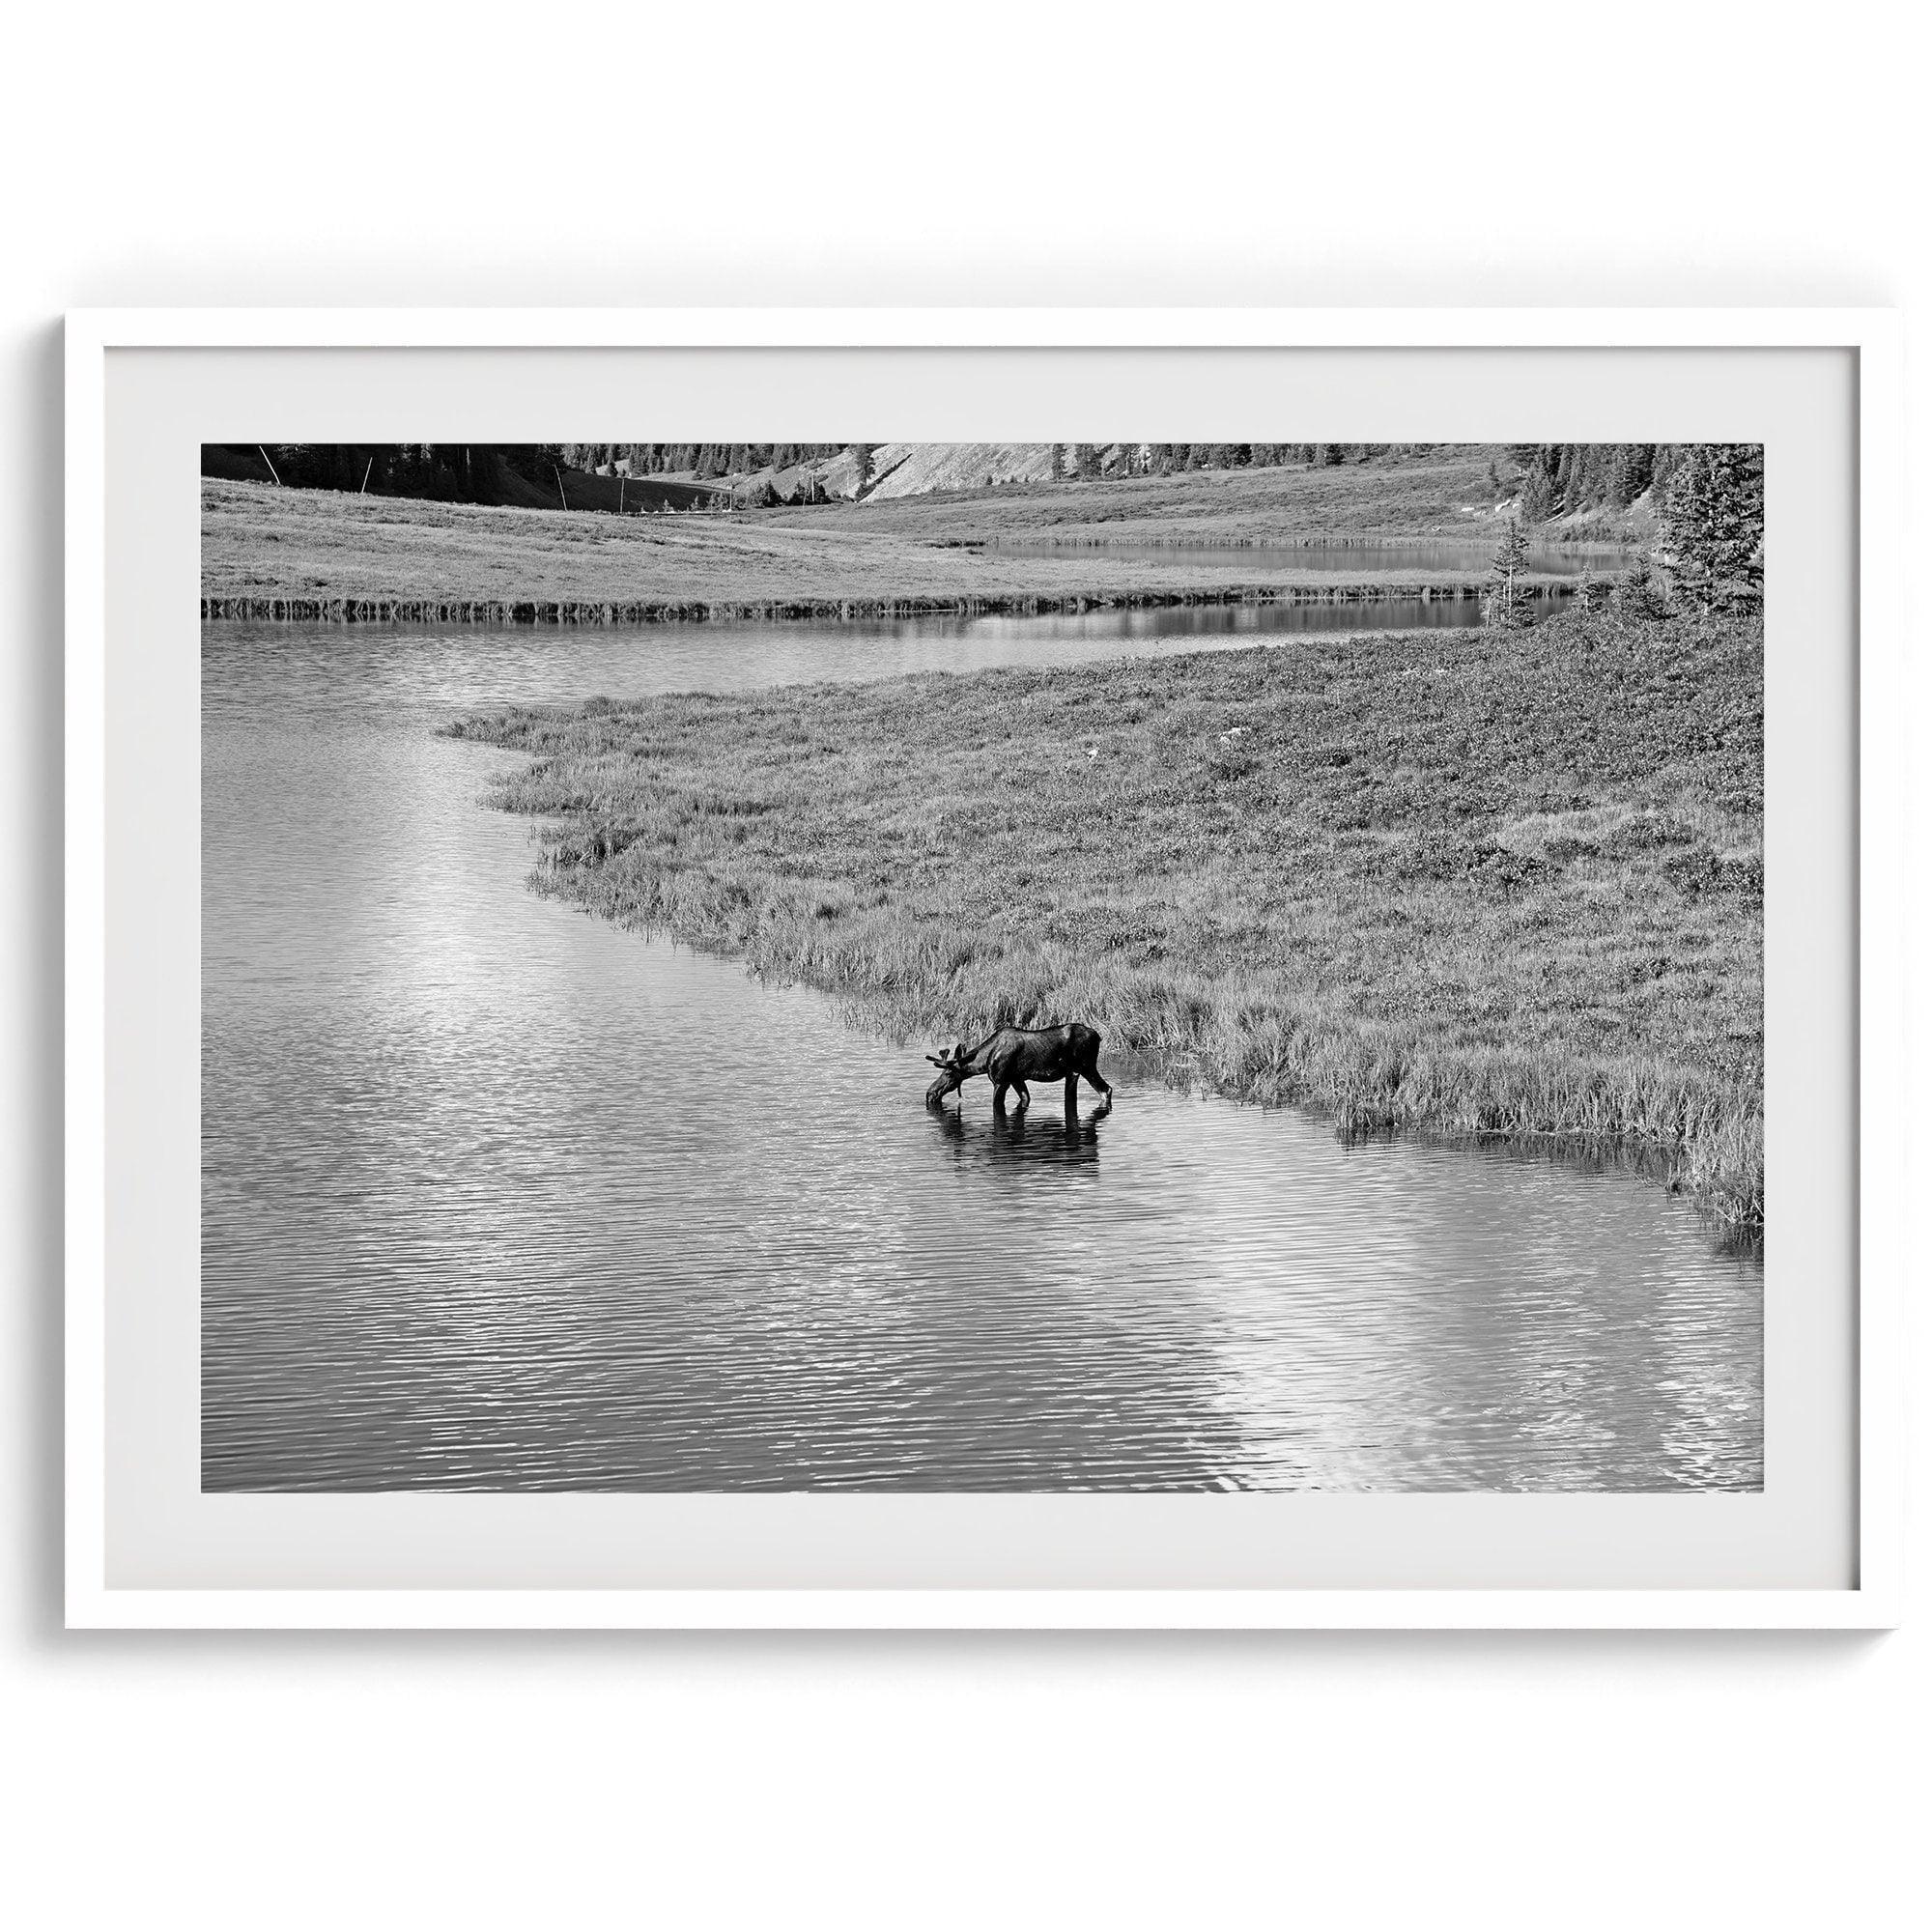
932 1097 1105 1169
925 1022 1114 1114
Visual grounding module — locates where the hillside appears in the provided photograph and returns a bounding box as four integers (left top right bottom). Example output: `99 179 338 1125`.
201 476 1562 619
689 442 1061 504
864 443 1062 497
201 443 724 514
695 443 1491 513
772 447 1517 543
205 441 1667 546
679 445 1581 540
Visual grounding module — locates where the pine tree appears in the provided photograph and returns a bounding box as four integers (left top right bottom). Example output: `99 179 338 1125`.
1554 443 1579 511
1517 462 1555 524
1610 443 1656 508
1615 558 1668 618
848 443 873 494
1486 520 1533 629
1047 443 1065 481
1654 444 1763 619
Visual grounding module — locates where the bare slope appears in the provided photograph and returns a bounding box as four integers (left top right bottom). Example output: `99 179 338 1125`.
862 443 1061 497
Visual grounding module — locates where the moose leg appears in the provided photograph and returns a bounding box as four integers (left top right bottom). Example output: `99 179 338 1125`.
1012 1080 1031 1113
1081 1053 1113 1110
992 1080 1009 1113
1064 1074 1080 1111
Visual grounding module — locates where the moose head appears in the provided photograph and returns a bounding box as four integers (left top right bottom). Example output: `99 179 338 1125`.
923 1041 975 1105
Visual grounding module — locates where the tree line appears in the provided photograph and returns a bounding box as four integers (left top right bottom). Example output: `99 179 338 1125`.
202 443 849 504
561 443 851 479
207 440 1706 523
1498 443 1689 521
1059 443 1427 477
1488 443 1763 625
596 441 1429 481
209 440 1482 503
203 443 597 505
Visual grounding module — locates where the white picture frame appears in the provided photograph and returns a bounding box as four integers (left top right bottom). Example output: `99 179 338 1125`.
66 307 1905 1630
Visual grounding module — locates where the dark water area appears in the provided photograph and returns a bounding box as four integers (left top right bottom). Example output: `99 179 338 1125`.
201 608 1761 1492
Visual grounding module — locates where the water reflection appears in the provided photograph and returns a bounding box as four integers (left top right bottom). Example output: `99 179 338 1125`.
931 1098 1107 1172
201 613 1761 1492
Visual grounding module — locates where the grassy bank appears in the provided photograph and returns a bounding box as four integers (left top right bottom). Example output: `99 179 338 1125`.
201 474 1575 618
447 605 1763 1232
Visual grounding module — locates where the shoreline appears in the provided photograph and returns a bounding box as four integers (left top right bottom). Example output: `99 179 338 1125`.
202 579 1563 625
599 896 1759 1250
446 613 1763 1236
535 894 1749 1249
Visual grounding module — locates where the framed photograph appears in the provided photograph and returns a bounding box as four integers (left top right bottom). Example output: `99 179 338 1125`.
66 309 1902 1629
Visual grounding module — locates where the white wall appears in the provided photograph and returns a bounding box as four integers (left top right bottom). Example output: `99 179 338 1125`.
3 6 1922 1925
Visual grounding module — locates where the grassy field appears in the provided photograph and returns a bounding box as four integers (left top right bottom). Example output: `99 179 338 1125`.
782 447 1521 543
671 443 1623 538
447 603 1763 1233
200 466 1584 620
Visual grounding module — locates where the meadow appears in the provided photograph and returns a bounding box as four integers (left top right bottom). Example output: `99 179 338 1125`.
447 603 1764 1232
785 446 1534 543
200 465 1574 620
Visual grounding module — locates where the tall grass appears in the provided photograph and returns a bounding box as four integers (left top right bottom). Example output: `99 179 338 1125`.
447 606 1764 1233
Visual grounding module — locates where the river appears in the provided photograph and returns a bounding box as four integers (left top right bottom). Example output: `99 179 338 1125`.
201 607 1761 1492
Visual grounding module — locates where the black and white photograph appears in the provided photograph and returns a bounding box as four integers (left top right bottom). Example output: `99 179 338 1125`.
199 435 1766 1494
15 4 1928 1923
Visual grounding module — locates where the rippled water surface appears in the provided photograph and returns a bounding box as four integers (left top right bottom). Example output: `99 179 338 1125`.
203 611 1761 1491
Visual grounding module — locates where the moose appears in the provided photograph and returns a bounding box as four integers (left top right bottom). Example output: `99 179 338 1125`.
924 1023 1113 1114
